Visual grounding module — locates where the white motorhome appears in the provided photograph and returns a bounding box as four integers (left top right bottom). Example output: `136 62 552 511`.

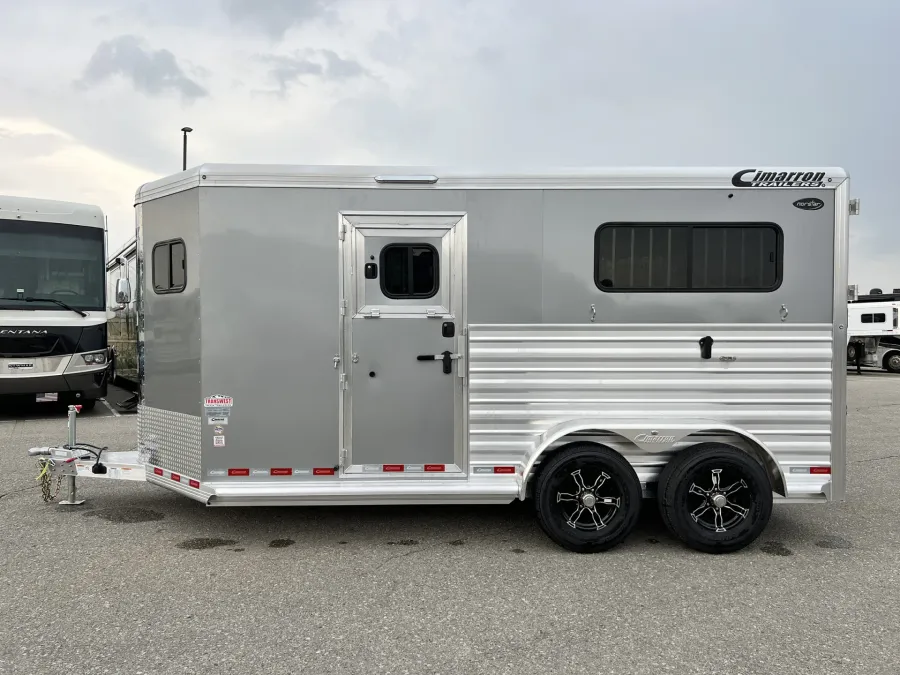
846 292 900 372
29 165 854 554
1 195 114 409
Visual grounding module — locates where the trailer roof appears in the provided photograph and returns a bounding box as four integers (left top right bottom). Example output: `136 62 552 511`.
0 194 105 228
135 164 849 204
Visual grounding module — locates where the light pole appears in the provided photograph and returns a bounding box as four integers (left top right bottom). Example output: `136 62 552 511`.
181 127 192 171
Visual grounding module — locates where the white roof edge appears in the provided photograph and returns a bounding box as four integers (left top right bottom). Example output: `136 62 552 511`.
134 163 850 205
0 194 105 228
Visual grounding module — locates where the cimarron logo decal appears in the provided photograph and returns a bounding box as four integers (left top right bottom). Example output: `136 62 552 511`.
732 169 831 188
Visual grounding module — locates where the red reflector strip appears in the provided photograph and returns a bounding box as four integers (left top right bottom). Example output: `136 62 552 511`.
810 466 831 475
493 466 516 474
383 464 404 472
153 467 164 476
228 468 250 477
313 467 335 476
171 473 181 483
424 464 445 472
270 468 292 476
188 479 200 488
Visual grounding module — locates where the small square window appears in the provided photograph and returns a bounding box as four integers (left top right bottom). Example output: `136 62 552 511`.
380 244 439 299
152 239 186 294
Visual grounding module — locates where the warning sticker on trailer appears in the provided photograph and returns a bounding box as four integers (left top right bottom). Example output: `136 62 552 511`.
213 435 226 447
213 425 225 435
206 414 229 425
204 395 233 407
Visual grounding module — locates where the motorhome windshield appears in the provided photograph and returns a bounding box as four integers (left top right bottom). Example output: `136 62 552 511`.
0 219 105 311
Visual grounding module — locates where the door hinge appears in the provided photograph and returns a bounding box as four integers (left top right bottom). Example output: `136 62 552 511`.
339 373 348 389
340 299 347 316
340 448 348 469
364 308 380 318
849 198 860 216
339 222 346 240
426 309 438 318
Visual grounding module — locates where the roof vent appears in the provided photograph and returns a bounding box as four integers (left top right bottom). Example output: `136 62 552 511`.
374 175 438 185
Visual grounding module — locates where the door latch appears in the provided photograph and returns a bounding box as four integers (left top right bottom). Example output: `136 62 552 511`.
417 351 460 374
699 336 714 360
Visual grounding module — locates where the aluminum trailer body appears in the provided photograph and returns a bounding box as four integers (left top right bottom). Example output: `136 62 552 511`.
0 195 113 409
32 165 854 553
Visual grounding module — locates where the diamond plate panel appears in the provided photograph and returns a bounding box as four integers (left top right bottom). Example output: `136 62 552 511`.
138 405 202 478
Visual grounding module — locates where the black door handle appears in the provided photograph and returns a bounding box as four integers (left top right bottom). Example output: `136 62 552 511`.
416 351 456 374
699 336 714 360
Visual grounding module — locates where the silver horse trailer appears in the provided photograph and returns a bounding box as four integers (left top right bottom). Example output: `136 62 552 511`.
30 164 855 554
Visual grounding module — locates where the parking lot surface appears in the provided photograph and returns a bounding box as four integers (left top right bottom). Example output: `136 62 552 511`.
1 374 899 675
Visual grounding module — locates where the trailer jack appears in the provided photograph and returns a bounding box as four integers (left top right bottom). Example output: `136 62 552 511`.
29 405 146 505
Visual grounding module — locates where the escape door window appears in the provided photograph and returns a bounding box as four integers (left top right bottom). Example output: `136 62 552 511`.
380 244 439 299
152 239 186 294
594 223 782 292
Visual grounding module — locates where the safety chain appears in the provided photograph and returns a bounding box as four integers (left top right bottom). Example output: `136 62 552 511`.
37 459 64 503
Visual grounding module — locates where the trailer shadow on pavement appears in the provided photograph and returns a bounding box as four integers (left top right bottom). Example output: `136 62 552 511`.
61 485 806 556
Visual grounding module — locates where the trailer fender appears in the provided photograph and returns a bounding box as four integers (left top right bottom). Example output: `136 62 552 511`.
520 418 787 499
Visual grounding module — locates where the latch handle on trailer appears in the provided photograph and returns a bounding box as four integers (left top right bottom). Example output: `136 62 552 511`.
417 351 460 374
699 336 714 360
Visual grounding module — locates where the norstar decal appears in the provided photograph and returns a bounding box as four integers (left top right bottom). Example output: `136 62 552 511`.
732 169 830 188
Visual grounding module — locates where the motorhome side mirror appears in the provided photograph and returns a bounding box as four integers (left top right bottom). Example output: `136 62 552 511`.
116 278 132 305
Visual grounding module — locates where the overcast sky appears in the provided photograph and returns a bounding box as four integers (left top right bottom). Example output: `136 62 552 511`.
1 0 897 290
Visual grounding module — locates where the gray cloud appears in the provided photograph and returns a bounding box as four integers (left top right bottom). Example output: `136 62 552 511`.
221 0 336 40
77 35 207 101
259 49 367 93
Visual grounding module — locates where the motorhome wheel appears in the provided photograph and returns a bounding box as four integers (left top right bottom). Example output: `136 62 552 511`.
884 352 900 373
657 444 773 554
533 444 642 553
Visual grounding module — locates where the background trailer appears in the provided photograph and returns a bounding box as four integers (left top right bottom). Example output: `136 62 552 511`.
31 165 854 554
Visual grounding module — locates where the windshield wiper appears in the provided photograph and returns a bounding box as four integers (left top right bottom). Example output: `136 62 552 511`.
0 296 88 317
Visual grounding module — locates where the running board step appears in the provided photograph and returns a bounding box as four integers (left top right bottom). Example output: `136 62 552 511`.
203 478 520 507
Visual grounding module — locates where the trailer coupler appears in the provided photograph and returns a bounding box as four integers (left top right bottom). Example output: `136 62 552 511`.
27 405 147 505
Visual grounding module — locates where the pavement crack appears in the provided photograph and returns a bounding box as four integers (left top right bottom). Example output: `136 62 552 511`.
0 484 41 501
852 454 900 464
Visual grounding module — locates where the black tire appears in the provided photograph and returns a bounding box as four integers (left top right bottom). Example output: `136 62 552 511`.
847 342 858 361
534 444 642 553
884 352 900 374
108 350 118 386
658 443 773 554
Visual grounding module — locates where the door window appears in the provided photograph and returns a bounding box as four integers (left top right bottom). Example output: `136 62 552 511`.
380 244 439 299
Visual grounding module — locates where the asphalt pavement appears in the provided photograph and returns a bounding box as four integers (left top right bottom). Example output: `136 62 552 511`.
1 374 898 675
